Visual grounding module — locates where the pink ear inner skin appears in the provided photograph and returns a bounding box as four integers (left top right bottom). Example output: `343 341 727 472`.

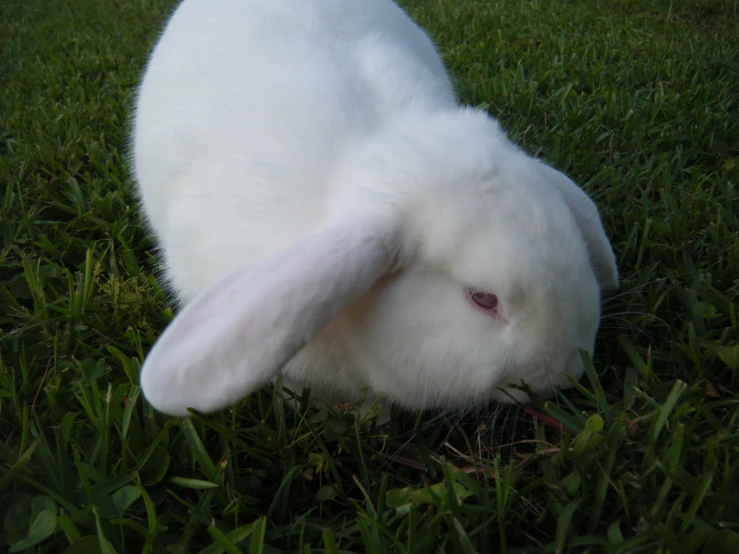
139 218 398 416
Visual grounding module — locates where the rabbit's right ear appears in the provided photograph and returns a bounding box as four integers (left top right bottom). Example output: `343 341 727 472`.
139 216 401 416
538 162 619 294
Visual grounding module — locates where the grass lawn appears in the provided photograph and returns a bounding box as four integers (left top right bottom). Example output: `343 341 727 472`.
1 0 738 552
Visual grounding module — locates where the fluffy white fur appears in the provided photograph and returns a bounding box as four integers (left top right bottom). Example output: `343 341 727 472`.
132 0 619 416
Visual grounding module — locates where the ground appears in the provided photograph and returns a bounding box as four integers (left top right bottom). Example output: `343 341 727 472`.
0 0 738 552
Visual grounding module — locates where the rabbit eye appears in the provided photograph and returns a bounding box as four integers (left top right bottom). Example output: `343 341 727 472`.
466 287 499 314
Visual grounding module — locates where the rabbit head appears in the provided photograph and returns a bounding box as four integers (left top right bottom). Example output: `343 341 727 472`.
139 108 618 416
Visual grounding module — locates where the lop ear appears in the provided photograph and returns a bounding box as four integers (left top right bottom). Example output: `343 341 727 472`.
538 161 619 294
140 217 399 416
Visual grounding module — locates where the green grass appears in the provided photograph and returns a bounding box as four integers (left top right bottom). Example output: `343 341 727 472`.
1 0 738 551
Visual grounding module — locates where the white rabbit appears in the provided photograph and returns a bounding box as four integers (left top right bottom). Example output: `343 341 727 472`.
132 0 619 417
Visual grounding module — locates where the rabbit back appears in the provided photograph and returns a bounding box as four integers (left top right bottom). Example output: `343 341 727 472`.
132 0 456 301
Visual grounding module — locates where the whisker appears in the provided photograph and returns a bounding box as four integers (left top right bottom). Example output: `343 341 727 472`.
601 278 666 302
601 311 671 328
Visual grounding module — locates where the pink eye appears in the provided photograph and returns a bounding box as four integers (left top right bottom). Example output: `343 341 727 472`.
466 287 499 314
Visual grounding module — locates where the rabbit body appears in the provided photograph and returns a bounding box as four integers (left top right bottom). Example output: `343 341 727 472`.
133 0 619 416
135 0 455 302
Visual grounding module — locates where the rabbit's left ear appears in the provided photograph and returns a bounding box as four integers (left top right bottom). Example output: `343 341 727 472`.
538 162 619 294
139 216 400 416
